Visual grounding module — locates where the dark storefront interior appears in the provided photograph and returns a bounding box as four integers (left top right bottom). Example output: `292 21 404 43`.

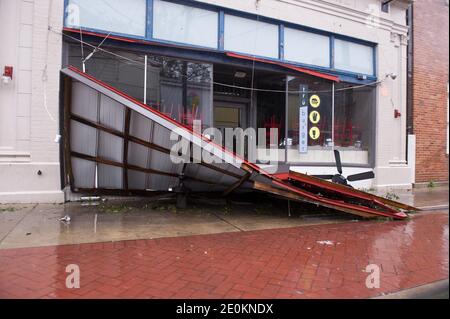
65 43 375 167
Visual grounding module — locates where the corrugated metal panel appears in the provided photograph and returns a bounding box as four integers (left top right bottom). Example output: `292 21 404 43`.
130 110 153 141
127 170 147 190
71 157 96 189
98 164 123 189
98 131 123 163
99 94 125 132
70 120 98 157
71 81 99 122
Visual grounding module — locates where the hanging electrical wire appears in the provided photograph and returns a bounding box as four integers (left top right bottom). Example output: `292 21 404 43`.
49 26 389 94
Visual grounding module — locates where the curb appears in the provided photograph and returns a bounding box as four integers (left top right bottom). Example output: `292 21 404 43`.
417 204 449 211
374 279 449 299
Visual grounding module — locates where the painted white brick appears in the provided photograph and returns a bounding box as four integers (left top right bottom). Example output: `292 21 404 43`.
16 116 30 141
20 0 33 25
16 93 31 117
19 24 33 47
18 47 32 70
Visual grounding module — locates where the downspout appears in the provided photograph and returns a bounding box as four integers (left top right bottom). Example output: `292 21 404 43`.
406 4 414 136
406 3 415 185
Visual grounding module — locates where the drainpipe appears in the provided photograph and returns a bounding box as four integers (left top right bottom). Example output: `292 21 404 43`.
406 4 413 136
406 3 415 184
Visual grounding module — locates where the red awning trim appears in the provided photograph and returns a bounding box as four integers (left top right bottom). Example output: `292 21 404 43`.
63 28 340 82
225 52 340 82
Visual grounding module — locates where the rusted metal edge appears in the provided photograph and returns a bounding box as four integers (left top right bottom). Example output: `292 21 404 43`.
287 170 417 212
241 163 408 219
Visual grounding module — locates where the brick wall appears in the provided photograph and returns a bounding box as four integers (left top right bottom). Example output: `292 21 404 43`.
412 0 449 183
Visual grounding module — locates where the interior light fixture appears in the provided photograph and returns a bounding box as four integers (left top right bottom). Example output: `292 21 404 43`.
234 70 247 78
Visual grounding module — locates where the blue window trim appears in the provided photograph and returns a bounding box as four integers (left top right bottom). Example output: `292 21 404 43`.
330 35 335 70
63 0 378 79
279 24 285 61
218 10 225 51
63 0 68 26
146 0 153 40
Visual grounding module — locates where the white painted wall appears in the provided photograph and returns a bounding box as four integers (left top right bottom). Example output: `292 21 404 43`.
0 0 64 203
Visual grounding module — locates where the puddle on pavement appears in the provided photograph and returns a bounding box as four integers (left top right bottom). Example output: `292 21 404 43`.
0 189 447 249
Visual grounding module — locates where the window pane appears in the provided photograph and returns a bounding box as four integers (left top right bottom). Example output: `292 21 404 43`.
334 84 375 165
153 0 218 48
67 45 213 129
65 0 146 37
334 39 374 75
224 15 279 59
284 28 330 67
256 74 286 163
287 76 333 163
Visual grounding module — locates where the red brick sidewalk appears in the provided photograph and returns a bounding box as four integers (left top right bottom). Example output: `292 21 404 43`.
0 213 448 299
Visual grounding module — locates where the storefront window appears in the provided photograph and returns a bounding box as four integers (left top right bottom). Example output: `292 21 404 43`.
334 39 374 75
65 0 146 37
224 15 279 59
287 76 333 163
67 45 213 129
66 43 375 167
153 0 218 48
284 28 330 68
256 75 286 163
334 84 375 165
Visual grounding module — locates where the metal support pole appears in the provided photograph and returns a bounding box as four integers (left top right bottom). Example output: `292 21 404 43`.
144 55 148 104
332 82 335 150
288 200 291 217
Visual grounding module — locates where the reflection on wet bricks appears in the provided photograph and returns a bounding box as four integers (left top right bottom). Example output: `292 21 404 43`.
0 213 448 299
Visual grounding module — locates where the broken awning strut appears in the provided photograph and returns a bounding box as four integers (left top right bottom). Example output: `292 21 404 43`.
62 66 413 220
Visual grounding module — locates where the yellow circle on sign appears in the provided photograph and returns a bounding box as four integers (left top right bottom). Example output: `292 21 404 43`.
309 111 321 124
309 127 321 140
310 95 321 108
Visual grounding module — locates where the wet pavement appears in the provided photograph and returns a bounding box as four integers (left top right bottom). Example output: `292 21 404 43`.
0 197 356 250
0 211 447 299
0 186 448 298
0 186 447 250
384 186 449 209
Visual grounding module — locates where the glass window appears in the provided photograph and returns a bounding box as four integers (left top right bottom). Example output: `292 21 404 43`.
284 28 330 67
67 45 213 129
153 0 218 48
65 0 146 37
334 83 375 165
334 39 374 75
224 15 279 59
256 74 286 163
287 76 334 163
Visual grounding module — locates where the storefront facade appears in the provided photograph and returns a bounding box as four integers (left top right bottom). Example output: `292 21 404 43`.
0 0 413 202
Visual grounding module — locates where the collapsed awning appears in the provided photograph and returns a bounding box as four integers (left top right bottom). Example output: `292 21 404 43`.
61 66 415 220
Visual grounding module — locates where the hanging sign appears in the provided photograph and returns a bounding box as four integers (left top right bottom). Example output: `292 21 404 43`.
310 95 321 108
309 127 320 140
299 85 308 154
309 111 321 124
